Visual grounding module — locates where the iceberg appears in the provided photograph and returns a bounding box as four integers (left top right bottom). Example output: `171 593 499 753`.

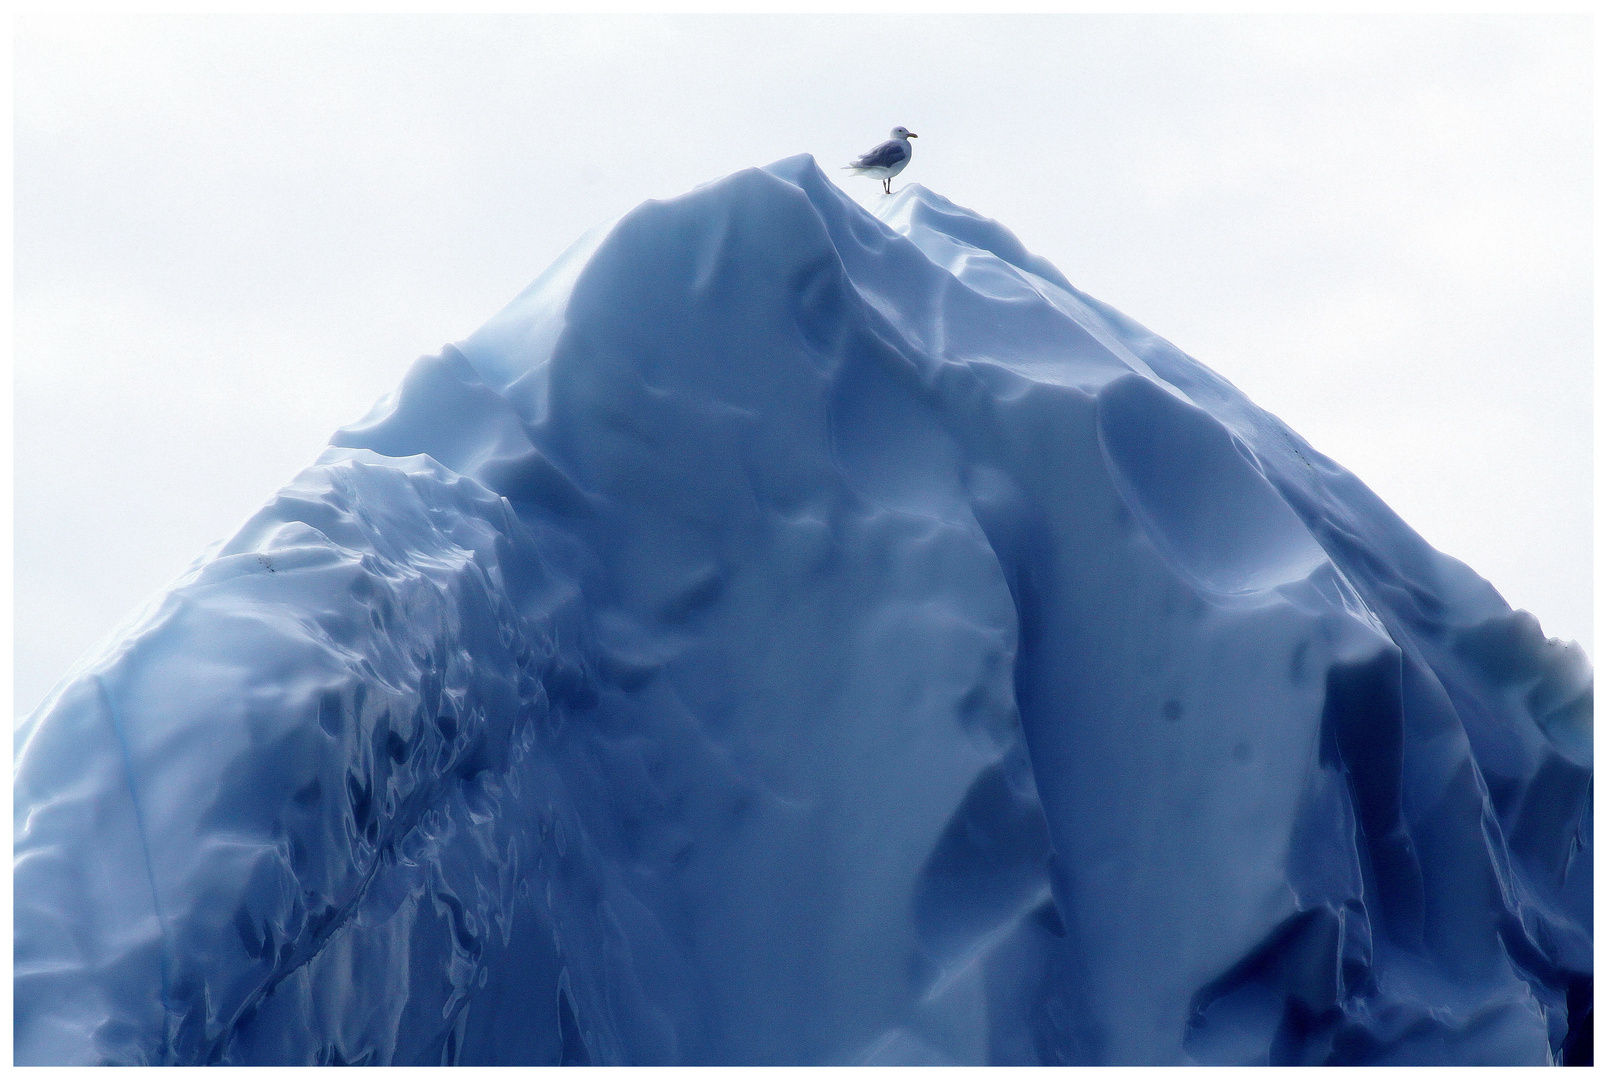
14 155 1591 1065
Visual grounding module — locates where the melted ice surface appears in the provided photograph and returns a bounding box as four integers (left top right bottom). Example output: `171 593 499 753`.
15 156 1591 1065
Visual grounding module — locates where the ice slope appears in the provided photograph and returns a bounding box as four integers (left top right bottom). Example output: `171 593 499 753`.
14 155 1592 1066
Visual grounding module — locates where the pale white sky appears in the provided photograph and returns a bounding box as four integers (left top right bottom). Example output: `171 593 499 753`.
14 14 1592 716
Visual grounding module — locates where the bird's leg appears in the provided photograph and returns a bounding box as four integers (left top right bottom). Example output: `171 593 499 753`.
883 178 891 194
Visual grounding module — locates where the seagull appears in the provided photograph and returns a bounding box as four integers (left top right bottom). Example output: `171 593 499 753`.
845 126 917 194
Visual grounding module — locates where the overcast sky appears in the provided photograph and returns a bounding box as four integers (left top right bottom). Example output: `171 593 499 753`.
14 14 1592 717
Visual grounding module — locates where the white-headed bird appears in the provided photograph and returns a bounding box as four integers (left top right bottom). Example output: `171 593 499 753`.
845 127 917 194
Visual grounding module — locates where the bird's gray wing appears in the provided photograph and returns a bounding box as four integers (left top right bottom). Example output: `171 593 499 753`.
851 140 909 169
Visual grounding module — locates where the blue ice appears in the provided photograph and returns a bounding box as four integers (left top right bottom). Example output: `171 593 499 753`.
14 156 1591 1065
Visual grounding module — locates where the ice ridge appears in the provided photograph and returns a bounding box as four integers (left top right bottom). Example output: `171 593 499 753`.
14 154 1591 1065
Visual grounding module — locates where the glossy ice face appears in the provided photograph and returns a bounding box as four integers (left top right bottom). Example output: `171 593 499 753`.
13 154 1591 1066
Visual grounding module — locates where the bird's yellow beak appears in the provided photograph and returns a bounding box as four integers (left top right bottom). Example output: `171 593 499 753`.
908 133 918 138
